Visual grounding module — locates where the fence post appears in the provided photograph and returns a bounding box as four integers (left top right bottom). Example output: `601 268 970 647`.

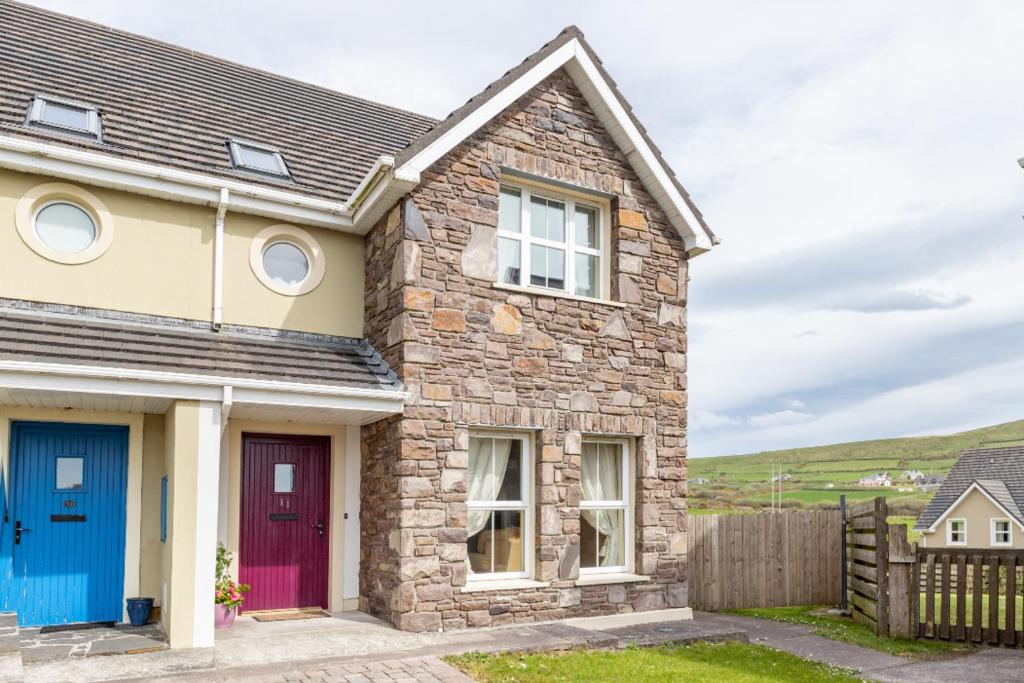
887 523 917 638
839 495 848 612
875 497 890 636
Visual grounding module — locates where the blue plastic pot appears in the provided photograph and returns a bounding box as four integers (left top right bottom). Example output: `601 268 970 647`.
126 597 154 627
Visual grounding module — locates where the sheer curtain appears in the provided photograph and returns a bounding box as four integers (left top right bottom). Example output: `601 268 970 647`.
581 444 623 567
467 438 513 536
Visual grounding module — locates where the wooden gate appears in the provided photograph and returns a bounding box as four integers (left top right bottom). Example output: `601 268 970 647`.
690 510 842 611
845 498 889 634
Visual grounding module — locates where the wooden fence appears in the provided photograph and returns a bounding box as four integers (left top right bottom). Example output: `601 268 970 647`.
917 548 1024 646
845 498 889 634
690 510 842 611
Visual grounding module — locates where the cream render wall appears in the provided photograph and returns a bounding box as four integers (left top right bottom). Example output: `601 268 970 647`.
140 414 166 608
920 487 1024 549
0 169 365 336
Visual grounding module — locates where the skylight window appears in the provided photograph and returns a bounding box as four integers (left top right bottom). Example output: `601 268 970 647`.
28 96 101 137
228 139 290 177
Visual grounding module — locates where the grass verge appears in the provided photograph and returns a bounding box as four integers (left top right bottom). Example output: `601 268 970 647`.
725 605 974 659
445 641 861 682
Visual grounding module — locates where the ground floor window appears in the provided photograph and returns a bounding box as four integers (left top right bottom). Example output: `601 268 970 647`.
466 433 531 579
580 440 630 573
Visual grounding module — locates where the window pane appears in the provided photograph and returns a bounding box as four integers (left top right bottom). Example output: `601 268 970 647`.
263 242 309 285
42 101 90 131
602 443 623 500
598 509 625 567
56 457 84 490
582 443 622 502
580 512 599 569
547 200 565 242
35 202 96 254
467 511 494 574
495 439 522 501
498 187 521 233
530 245 564 289
468 437 490 500
574 253 599 298
237 145 283 174
498 237 521 285
274 463 295 493
491 510 523 573
575 206 598 248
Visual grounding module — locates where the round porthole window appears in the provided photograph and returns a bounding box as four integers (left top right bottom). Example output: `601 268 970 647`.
15 182 114 265
262 241 309 286
35 201 97 254
250 225 325 296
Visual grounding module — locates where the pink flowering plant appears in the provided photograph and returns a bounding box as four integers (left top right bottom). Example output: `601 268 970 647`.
215 543 250 610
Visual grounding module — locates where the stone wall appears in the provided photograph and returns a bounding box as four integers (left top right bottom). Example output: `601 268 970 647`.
360 69 690 631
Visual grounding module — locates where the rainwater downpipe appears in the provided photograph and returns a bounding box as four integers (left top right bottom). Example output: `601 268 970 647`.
212 188 229 330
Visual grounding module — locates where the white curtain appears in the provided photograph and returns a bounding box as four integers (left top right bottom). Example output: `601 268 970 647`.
582 444 623 567
467 438 513 537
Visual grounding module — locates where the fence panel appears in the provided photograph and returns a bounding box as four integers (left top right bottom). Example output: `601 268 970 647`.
690 509 842 611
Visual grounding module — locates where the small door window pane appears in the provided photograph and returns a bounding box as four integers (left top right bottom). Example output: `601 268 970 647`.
498 237 521 285
35 202 97 254
575 253 599 298
274 463 295 493
575 206 598 249
498 186 521 233
56 457 84 490
263 242 309 285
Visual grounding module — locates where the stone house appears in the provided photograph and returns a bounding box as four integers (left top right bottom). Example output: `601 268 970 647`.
0 1 715 647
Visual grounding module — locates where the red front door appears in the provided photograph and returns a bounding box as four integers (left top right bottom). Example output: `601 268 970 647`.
239 433 330 612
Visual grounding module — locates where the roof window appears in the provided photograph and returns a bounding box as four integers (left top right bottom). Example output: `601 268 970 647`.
28 96 101 137
228 139 290 177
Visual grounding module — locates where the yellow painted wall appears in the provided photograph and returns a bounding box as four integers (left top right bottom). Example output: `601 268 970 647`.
0 169 364 336
140 414 166 605
920 488 1024 549
162 400 201 647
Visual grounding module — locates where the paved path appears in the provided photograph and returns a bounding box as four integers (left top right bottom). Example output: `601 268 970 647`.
700 612 1024 682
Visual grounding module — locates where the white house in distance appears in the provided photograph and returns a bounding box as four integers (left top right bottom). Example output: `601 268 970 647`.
859 472 892 487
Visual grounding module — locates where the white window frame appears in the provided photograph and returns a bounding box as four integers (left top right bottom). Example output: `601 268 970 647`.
496 180 609 300
947 519 966 546
991 518 1012 547
228 138 291 178
466 431 534 582
28 95 101 138
579 438 633 575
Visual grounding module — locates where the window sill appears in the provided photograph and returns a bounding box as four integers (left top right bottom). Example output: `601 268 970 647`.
492 282 627 308
459 578 550 593
574 572 651 587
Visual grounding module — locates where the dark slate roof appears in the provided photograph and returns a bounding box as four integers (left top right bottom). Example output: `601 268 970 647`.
0 0 437 202
396 26 716 243
0 302 401 392
914 446 1024 530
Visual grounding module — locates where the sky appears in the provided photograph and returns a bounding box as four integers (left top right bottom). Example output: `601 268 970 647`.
26 0 1024 457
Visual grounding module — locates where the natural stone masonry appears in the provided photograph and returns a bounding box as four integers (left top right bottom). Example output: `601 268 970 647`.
362 70 690 631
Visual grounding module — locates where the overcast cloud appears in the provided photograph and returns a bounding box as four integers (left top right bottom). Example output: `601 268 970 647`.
26 0 1024 456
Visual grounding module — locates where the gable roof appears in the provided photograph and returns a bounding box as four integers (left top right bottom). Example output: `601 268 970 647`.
0 0 436 205
0 2 713 252
915 446 1024 530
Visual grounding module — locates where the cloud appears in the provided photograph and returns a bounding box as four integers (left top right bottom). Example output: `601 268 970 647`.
824 289 971 313
690 411 743 430
747 410 816 429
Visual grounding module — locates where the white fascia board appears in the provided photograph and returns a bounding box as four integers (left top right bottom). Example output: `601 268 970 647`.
0 135 358 232
351 171 420 232
925 481 1024 532
391 38 713 254
0 360 407 410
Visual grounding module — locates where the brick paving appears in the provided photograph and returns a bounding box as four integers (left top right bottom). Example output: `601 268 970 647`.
156 655 473 683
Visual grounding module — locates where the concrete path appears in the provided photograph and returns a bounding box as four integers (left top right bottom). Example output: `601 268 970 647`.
700 612 1024 682
26 609 746 683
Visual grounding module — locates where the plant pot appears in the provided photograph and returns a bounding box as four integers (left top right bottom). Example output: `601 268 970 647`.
214 604 237 629
126 597 154 627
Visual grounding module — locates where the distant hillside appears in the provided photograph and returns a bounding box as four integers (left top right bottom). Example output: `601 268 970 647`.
689 419 1024 515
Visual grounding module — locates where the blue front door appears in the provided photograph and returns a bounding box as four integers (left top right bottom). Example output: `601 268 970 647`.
9 422 129 626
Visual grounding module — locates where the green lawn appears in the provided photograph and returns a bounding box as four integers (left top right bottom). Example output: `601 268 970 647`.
446 641 861 682
725 605 973 659
919 593 1024 631
888 516 922 543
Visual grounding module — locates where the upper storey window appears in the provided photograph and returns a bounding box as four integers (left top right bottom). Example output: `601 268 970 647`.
497 182 606 299
28 96 101 138
229 139 290 178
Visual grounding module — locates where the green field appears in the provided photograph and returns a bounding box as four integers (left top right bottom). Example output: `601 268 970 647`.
690 419 1024 514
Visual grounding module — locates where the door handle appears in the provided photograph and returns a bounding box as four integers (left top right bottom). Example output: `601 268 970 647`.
15 520 31 545
311 520 324 537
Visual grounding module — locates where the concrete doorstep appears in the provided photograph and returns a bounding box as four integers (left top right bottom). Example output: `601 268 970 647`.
18 608 748 683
